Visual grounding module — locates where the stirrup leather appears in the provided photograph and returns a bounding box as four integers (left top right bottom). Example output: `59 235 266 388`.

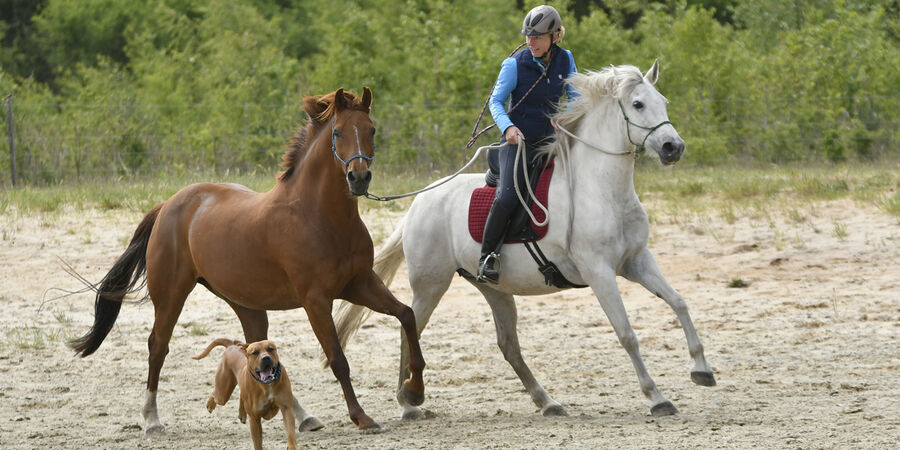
477 252 501 284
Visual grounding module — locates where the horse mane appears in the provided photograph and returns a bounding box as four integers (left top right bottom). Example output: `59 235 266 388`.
539 65 646 158
278 90 371 181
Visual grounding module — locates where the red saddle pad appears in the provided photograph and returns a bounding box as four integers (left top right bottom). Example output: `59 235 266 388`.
468 159 554 244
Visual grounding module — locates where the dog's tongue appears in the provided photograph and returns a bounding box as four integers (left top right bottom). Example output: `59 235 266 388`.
259 368 274 382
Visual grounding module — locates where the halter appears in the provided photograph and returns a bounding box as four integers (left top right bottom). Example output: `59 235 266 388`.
331 116 374 168
617 99 672 155
248 362 283 385
555 99 672 158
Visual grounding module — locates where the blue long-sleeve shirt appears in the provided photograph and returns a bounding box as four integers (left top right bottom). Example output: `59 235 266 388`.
489 48 577 135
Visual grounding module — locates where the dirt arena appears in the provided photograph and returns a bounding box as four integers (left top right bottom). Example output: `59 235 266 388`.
0 197 897 449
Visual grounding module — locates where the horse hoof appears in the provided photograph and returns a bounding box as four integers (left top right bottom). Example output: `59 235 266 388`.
299 416 324 432
399 384 425 407
144 424 166 438
541 404 568 417
402 407 425 420
691 371 717 386
360 422 382 434
650 401 679 417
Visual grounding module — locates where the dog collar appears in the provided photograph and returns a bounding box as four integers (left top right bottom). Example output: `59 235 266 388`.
249 362 283 385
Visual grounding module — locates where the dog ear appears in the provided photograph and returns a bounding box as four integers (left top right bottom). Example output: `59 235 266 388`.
238 342 249 353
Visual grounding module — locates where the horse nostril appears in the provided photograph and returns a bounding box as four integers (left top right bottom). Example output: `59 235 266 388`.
364 171 372 183
347 171 356 183
662 142 674 155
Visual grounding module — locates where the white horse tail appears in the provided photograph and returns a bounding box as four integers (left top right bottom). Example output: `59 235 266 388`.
332 218 406 356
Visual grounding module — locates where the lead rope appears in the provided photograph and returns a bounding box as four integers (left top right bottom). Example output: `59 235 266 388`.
363 141 505 201
512 140 549 226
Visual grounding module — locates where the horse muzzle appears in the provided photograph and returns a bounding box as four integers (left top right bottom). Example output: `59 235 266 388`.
658 139 685 165
347 169 372 196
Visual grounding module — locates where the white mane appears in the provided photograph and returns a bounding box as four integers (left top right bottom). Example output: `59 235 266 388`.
539 65 646 158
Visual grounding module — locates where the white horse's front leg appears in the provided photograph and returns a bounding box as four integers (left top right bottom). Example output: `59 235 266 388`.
142 389 165 437
585 268 678 416
622 248 716 386
292 397 325 431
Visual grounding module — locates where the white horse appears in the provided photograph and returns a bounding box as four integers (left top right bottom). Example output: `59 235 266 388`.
336 60 715 419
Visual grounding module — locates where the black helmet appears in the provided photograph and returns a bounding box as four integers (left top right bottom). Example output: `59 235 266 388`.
521 5 563 36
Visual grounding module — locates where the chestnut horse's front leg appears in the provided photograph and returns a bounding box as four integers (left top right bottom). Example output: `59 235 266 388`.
302 296 379 430
342 271 426 407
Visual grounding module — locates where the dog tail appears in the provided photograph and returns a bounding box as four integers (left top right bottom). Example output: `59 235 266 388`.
68 203 163 357
192 338 244 360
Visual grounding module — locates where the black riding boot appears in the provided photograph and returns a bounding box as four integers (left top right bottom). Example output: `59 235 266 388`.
477 202 512 284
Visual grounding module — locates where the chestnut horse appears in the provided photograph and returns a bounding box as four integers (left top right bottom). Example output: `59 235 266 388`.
68 88 425 435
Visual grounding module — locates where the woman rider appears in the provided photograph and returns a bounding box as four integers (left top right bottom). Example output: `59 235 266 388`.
478 5 578 284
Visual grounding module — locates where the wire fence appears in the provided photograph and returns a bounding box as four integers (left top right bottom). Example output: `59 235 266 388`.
2 95 898 186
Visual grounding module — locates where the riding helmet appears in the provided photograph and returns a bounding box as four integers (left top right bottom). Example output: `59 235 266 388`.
521 5 563 36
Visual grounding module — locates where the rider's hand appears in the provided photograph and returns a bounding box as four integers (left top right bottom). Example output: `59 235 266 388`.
505 126 523 145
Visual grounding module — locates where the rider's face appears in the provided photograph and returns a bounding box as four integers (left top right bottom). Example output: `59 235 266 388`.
526 33 553 57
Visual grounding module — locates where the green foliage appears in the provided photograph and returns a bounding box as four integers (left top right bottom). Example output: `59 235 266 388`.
1 0 899 186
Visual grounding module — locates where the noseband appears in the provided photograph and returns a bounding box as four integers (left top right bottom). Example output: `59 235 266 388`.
331 116 375 168
617 100 672 154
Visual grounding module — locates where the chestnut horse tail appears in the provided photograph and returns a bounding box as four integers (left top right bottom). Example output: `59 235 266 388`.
192 338 244 360
332 218 406 357
68 203 163 357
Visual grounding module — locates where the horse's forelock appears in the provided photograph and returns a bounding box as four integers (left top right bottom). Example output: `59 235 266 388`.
280 89 371 181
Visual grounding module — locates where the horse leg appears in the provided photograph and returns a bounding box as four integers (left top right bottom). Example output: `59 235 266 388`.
143 274 195 436
222 300 324 431
343 271 427 414
395 268 452 419
586 268 678 416
472 283 566 417
303 297 379 430
622 248 715 386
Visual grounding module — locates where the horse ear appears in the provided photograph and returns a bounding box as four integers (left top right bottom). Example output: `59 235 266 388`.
361 87 372 109
645 58 660 85
333 88 346 111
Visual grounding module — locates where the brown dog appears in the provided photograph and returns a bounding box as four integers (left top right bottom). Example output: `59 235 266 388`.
194 338 298 450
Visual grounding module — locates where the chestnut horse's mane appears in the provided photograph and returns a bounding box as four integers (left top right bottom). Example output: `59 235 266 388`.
278 90 371 182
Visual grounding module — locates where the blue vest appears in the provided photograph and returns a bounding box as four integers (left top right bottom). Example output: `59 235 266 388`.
508 45 570 142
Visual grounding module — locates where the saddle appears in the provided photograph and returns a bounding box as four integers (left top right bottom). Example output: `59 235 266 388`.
464 147 587 289
468 149 553 244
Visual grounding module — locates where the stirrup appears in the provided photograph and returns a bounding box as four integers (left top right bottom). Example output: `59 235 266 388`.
477 252 501 284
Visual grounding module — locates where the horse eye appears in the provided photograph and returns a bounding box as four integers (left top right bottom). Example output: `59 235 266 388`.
632 100 644 110
370 128 376 137
333 130 341 138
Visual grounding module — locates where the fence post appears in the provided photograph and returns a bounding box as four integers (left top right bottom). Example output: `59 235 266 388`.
5 94 16 187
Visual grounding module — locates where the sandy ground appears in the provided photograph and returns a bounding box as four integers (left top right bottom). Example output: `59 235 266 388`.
0 196 898 449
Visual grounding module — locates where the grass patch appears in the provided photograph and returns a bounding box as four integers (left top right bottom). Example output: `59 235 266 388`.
3 325 65 350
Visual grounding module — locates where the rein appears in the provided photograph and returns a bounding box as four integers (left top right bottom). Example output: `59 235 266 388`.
248 362 283 386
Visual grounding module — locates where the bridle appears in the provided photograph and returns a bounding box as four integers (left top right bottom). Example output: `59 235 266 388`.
617 99 672 155
331 116 374 168
555 98 673 158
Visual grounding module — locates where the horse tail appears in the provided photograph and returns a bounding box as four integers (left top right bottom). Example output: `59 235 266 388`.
68 203 163 357
193 338 244 360
330 218 406 365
